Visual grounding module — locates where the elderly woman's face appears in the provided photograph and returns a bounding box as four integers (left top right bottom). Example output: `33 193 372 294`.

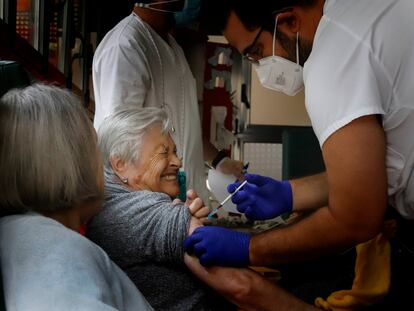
127 125 182 197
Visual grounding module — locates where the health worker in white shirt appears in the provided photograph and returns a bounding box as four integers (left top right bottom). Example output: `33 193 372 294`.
184 0 414 308
93 0 243 203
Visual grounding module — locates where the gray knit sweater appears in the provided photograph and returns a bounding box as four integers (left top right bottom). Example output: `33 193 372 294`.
87 172 233 311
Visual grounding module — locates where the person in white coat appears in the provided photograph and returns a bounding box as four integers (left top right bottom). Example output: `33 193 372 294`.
93 0 243 202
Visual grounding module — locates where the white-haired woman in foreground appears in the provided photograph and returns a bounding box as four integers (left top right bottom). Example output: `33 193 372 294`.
0 84 152 311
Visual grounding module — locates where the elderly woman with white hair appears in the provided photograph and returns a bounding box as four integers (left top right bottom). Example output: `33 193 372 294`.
0 84 152 310
86 106 235 311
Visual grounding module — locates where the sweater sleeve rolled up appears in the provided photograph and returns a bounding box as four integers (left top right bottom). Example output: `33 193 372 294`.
87 190 191 265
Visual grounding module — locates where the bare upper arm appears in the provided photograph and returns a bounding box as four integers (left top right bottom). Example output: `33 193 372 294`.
322 115 387 241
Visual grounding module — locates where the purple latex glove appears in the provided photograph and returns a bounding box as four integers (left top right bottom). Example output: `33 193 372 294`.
183 226 251 267
227 173 293 220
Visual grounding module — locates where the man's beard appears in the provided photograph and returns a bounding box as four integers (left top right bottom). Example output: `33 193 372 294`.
277 31 313 67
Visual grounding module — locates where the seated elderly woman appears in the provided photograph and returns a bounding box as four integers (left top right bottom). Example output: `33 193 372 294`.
86 107 235 310
0 84 152 310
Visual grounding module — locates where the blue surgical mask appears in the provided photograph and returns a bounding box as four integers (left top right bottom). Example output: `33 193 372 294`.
253 16 304 96
135 0 183 13
174 0 200 28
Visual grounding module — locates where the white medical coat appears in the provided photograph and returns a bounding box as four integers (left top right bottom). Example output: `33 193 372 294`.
93 13 207 201
304 0 414 218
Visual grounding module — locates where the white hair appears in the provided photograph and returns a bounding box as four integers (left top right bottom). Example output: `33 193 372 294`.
98 106 171 170
0 84 102 214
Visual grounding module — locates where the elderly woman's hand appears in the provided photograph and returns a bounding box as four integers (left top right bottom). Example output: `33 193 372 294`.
174 189 210 219
173 189 198 205
189 197 210 219
183 189 198 206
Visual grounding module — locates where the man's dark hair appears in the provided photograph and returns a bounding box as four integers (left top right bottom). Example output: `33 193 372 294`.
201 0 317 33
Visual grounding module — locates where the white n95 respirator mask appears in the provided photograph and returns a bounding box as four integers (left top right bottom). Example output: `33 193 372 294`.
253 16 304 96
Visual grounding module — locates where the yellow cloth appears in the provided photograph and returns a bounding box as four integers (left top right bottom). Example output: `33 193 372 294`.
315 233 391 310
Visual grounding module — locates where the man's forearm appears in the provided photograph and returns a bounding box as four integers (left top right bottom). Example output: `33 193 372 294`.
249 206 362 266
290 172 328 212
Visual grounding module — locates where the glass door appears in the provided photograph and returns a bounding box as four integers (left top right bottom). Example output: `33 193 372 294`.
16 0 40 48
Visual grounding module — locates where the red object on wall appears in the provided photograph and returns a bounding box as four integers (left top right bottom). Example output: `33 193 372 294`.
79 224 86 236
17 0 31 11
202 42 234 143
16 0 32 42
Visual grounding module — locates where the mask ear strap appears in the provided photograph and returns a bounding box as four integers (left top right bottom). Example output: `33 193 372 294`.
273 15 279 57
135 0 181 13
296 31 300 65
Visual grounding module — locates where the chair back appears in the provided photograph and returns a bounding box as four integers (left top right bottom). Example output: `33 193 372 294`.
0 60 31 97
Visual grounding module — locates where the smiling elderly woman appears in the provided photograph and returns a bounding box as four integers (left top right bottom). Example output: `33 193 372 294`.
0 84 152 310
86 107 234 311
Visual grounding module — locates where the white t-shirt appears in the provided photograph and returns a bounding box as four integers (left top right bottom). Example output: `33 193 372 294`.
304 0 414 218
92 13 207 201
0 213 153 311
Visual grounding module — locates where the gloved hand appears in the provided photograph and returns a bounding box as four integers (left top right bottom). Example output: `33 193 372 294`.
227 173 293 220
184 226 251 267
